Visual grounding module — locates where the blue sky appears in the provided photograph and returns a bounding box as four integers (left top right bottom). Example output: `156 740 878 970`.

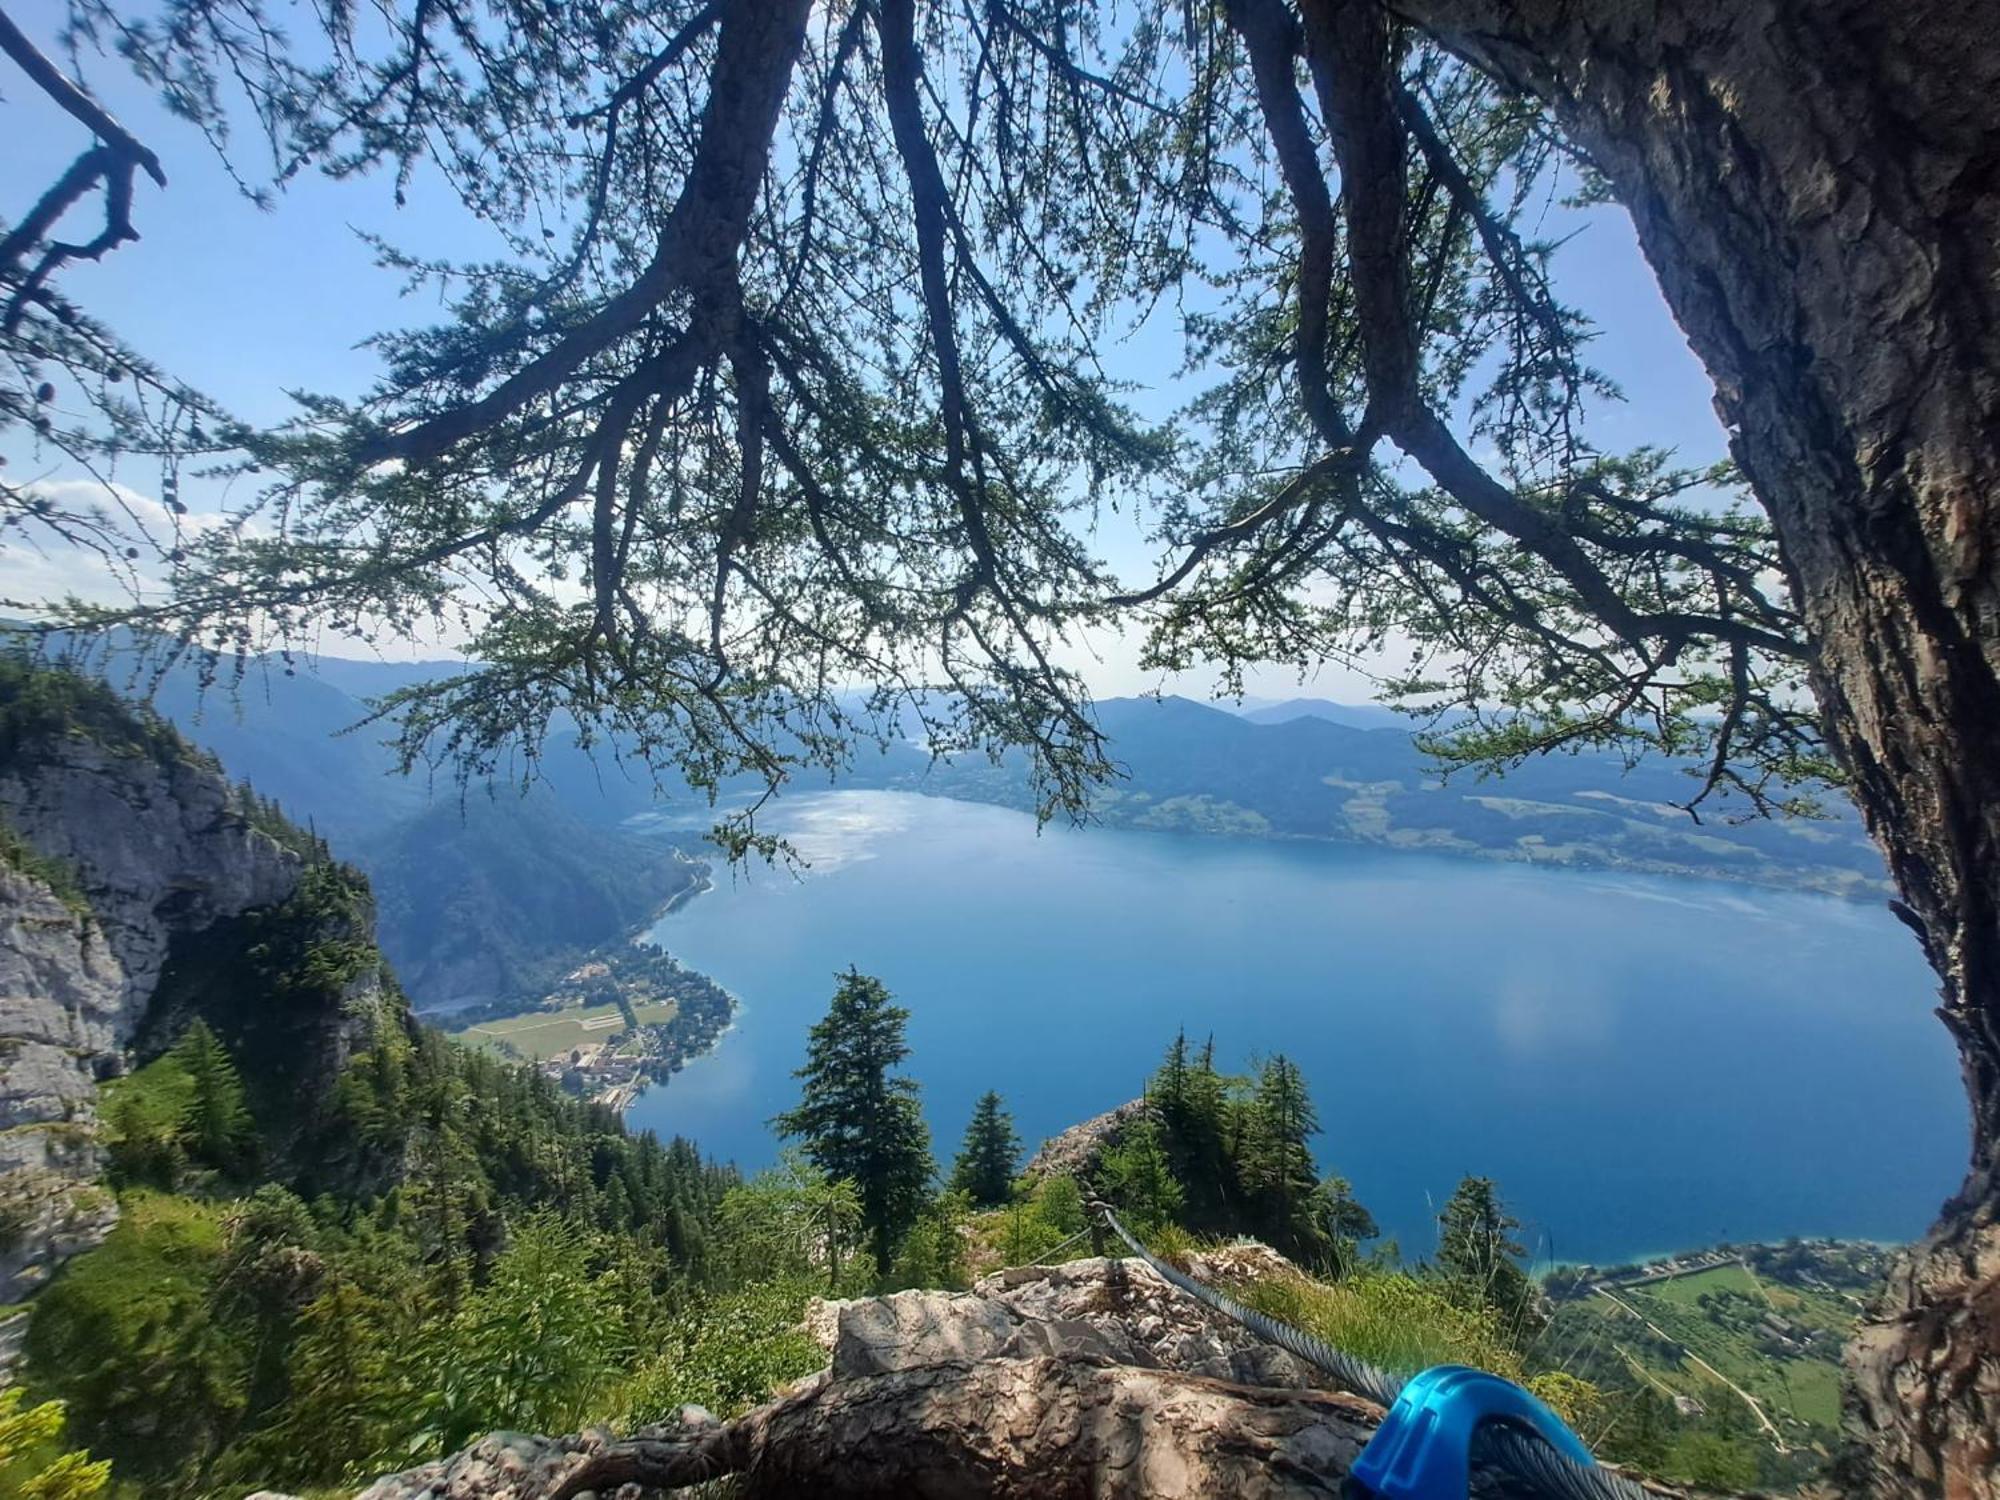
2 0 1733 702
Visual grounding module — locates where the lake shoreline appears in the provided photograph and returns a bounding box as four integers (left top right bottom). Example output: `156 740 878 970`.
882 780 1892 903
626 788 1957 1266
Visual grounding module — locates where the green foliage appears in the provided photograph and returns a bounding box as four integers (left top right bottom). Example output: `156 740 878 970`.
100 1022 261 1189
715 1153 865 1293
1314 1176 1379 1259
1240 1054 1322 1259
100 1056 194 1190
0 653 204 779
618 1278 825 1424
1241 1265 1533 1388
1436 1176 1541 1335
21 1195 240 1488
773 970 934 1276
412 1214 630 1457
173 1021 258 1179
1097 1119 1185 1237
1666 1430 1761 1491
29 999 738 1496
1148 1031 1236 1228
1138 1034 1375 1270
229 1276 403 1490
975 1174 1096 1272
949 1091 1021 1209
889 1191 972 1292
0 1389 111 1500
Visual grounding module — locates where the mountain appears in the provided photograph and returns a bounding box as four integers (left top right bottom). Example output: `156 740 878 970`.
362 791 704 1009
1237 696 1426 731
0 659 744 1494
888 695 1889 897
10 634 1891 903
0 657 389 1301
6 633 705 1007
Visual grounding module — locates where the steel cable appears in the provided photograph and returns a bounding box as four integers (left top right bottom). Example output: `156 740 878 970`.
1091 1203 1658 1500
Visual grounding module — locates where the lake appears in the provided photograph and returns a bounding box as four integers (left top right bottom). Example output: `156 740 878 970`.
627 790 1964 1266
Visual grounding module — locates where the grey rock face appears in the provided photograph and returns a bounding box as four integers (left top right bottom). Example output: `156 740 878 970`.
0 735 299 1034
820 1255 1329 1392
0 732 302 1300
1022 1097 1151 1181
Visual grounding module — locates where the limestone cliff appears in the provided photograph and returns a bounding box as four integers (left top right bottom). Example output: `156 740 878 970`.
0 664 379 1304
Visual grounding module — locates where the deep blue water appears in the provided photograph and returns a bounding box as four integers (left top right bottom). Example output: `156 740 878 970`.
625 791 1964 1266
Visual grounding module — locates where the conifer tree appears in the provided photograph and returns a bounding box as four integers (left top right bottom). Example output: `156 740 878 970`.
1147 1031 1233 1230
1314 1175 1380 1249
1245 1054 1320 1254
173 1020 257 1177
949 1091 1021 1208
1436 1176 1538 1334
773 970 933 1275
600 1174 632 1233
1096 1118 1184 1236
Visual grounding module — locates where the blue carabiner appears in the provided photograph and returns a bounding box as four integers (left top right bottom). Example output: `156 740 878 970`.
1350 1364 1598 1500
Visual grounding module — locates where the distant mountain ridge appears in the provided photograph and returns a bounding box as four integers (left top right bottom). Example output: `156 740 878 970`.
1233 696 1432 732
889 695 1889 898
9 636 1892 933
360 793 705 1010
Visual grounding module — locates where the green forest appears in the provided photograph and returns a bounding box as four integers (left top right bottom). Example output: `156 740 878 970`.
11 938 1833 1498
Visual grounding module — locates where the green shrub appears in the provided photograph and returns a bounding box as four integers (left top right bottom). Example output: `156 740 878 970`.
0 1387 111 1500
617 1277 824 1423
1240 1266 1530 1384
21 1195 239 1487
412 1213 631 1456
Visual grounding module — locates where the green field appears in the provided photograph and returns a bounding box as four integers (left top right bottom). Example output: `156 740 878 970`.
1620 1265 1853 1429
452 1003 627 1061
1643 1263 1760 1305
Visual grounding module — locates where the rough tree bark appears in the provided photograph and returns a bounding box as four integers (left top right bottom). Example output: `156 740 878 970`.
1392 1 2000 1492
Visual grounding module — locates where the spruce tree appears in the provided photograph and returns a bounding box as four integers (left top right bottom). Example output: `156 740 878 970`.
773 970 933 1275
1148 1031 1233 1231
1096 1119 1184 1235
1314 1175 1379 1248
949 1091 1021 1208
1245 1054 1320 1254
1436 1176 1539 1335
173 1020 257 1177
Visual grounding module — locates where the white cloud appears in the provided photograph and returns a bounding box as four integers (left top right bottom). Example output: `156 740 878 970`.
0 479 259 613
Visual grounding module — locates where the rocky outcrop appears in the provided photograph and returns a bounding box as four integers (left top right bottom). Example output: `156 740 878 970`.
353 1254 1679 1500
0 730 300 1032
1024 1097 1152 1180
0 716 303 1301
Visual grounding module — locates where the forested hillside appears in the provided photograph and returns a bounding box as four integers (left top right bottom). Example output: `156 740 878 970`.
18 635 710 1011
0 661 798 1495
361 794 704 1009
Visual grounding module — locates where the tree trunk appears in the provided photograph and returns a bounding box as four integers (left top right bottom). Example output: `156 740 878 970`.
1395 1 2000 1491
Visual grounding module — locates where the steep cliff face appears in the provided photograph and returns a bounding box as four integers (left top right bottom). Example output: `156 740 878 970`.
0 866 121 1301
0 671 320 1302
0 727 302 1031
